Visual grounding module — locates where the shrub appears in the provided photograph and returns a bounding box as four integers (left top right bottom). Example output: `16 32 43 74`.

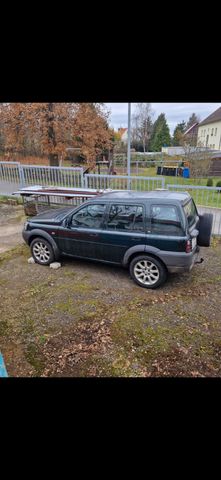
207 178 213 186
216 180 221 189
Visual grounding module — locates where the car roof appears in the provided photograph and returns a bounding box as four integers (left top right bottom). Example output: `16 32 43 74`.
93 189 191 204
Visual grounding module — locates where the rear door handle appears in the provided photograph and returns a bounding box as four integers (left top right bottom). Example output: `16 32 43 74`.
89 233 99 237
131 237 142 241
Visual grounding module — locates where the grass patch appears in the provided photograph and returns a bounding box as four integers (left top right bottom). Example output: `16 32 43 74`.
0 195 22 204
25 343 45 375
110 302 218 370
0 244 29 263
53 299 79 315
0 320 10 337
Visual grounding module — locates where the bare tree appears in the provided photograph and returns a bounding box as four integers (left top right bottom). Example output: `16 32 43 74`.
182 140 213 182
131 103 154 153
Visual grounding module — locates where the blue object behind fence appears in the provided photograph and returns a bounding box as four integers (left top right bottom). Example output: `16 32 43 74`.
183 168 190 178
0 353 8 377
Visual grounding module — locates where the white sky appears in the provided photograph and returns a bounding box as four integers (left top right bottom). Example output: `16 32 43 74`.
105 103 221 135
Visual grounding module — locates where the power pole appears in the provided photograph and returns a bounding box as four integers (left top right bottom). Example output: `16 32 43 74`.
127 103 131 189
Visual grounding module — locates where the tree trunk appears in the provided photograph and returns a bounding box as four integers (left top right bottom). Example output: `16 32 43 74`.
47 103 59 166
48 153 59 166
143 139 146 153
108 148 114 174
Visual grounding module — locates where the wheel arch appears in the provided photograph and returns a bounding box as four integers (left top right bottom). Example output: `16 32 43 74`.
123 245 168 271
28 229 60 260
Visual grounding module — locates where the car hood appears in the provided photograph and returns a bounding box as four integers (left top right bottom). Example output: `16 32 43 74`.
29 206 75 225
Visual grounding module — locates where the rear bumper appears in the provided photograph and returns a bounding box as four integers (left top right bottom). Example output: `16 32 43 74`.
159 248 200 273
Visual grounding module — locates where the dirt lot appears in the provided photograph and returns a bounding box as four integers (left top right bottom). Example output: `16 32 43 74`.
0 203 26 254
1 203 221 377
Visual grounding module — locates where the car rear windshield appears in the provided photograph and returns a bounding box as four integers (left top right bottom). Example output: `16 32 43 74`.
183 199 198 228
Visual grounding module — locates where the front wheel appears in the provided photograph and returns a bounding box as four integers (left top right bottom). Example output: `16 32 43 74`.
30 237 55 265
129 255 167 289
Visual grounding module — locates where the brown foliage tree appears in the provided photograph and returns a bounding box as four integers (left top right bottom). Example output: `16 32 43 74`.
0 103 113 167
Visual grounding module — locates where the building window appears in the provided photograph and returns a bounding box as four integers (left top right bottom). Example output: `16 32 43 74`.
215 128 217 136
211 128 214 136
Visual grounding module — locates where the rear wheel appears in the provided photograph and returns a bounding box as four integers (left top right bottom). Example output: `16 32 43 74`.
197 213 213 247
129 255 167 289
30 237 55 265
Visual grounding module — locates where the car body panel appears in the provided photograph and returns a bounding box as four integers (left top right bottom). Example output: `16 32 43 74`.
22 190 203 275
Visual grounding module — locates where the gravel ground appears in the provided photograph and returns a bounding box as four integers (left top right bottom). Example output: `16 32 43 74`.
0 204 221 377
0 204 25 254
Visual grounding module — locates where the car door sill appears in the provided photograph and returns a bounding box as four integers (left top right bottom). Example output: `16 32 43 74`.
61 252 121 266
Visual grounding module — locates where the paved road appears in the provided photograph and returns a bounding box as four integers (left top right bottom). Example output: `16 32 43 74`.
197 206 221 236
0 181 20 196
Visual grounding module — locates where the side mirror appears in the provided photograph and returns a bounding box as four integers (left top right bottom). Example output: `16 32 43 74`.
63 217 71 228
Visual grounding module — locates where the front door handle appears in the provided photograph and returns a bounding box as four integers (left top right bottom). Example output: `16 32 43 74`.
131 237 142 241
89 233 99 237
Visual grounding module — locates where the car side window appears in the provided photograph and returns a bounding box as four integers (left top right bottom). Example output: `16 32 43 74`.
150 205 183 235
107 204 144 231
71 204 106 229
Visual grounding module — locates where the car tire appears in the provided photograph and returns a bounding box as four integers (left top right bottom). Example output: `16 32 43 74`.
197 213 213 247
129 255 167 289
30 237 55 266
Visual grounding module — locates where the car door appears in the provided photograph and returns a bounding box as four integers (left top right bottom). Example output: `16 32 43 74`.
57 203 107 259
97 203 147 264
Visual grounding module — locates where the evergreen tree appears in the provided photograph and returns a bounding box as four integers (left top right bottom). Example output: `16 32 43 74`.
173 121 186 146
150 113 171 151
186 113 200 130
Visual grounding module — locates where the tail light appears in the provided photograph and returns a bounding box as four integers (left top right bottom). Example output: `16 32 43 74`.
186 240 192 253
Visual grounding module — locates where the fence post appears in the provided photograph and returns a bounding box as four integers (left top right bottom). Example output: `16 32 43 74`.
80 168 84 188
84 174 88 189
18 164 25 188
162 177 165 188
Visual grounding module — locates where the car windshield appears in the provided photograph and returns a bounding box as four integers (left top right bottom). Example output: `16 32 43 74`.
183 199 198 228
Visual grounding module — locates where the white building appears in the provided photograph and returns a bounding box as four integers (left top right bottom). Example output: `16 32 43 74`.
118 128 128 144
162 146 186 155
197 107 221 150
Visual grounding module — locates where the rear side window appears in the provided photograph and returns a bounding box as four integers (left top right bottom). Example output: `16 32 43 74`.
107 204 144 231
150 205 183 236
183 199 198 228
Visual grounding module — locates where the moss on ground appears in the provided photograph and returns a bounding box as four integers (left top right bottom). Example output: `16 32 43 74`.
25 344 45 375
0 244 28 264
1 238 221 376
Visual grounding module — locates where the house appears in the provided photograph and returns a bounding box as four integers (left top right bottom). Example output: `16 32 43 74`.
197 107 221 150
118 127 128 144
183 122 199 145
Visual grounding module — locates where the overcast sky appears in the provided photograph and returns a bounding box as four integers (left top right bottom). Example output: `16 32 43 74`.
105 103 221 135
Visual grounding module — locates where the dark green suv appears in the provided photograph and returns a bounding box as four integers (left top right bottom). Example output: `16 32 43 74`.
22 190 213 289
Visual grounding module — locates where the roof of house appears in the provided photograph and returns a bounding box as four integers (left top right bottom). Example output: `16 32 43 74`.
199 107 221 126
118 127 128 137
184 122 198 135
